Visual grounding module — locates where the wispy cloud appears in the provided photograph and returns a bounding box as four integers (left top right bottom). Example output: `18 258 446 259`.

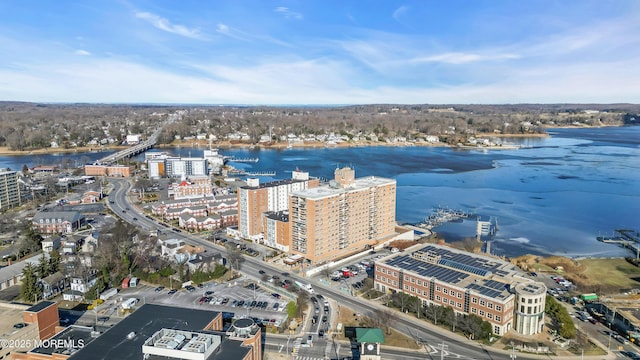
274 7 303 20
216 23 248 41
74 49 91 56
392 5 409 22
413 52 520 64
135 11 205 40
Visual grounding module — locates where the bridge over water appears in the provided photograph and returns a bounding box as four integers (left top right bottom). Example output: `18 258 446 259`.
96 125 164 164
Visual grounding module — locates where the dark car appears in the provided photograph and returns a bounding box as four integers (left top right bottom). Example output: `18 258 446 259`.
132 217 138 221
97 316 110 322
322 315 328 323
319 329 325 337
185 285 196 292
168 289 177 295
259 270 266 275
272 293 281 299
155 286 165 292
205 290 214 296
281 272 290 277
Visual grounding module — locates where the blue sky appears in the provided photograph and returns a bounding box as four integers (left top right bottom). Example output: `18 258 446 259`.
0 0 638 104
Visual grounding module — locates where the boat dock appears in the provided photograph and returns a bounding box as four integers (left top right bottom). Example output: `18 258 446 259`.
226 157 259 163
416 206 472 230
227 169 275 176
597 229 640 257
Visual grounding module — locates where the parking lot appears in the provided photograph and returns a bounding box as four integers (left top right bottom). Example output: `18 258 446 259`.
103 280 291 327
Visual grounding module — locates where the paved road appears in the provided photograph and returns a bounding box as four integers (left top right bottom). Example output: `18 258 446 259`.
108 178 614 360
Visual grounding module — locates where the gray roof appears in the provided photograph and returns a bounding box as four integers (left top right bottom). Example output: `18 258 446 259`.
0 255 48 283
68 304 250 360
33 211 85 223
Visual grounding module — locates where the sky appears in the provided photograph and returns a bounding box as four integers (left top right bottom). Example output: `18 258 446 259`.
0 0 639 105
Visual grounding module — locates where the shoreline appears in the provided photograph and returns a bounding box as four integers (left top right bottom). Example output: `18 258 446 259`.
0 124 627 156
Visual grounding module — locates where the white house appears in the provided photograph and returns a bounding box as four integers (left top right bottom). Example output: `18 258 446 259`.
70 271 98 294
41 236 61 252
160 238 186 258
126 134 142 145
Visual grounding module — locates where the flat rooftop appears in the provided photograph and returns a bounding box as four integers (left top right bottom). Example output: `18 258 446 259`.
31 325 96 356
26 301 56 313
291 176 395 200
0 302 30 339
69 304 221 360
240 178 305 190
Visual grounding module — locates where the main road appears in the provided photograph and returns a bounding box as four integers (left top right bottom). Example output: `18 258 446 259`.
107 178 596 360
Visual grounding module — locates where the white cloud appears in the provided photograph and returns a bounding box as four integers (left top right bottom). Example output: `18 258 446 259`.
135 11 205 40
274 7 303 20
74 49 91 56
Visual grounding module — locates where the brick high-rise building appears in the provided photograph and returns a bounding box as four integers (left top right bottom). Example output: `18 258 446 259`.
0 169 21 211
288 167 396 264
237 170 319 238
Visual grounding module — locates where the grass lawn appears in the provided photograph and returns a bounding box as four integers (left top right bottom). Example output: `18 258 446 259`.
578 258 640 289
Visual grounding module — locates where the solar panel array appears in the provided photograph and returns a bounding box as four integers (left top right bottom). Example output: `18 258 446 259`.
418 245 512 274
386 255 470 284
438 258 490 277
465 279 510 299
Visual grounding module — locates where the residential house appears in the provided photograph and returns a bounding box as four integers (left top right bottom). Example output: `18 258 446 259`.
39 272 67 299
41 236 61 252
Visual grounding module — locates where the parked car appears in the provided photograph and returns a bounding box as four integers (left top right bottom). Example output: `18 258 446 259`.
168 289 177 295
155 286 165 292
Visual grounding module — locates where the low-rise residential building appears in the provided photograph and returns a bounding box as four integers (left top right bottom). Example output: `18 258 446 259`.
373 243 546 336
84 164 135 177
32 211 85 234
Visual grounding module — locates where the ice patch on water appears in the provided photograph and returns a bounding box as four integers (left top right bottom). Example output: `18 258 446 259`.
508 237 530 244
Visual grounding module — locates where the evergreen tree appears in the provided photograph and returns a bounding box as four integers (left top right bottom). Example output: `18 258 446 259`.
20 263 40 302
49 250 61 274
37 254 49 278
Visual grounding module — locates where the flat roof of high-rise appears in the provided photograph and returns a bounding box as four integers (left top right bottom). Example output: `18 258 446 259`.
290 176 395 200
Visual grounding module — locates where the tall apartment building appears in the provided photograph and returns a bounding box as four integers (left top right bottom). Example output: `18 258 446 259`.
289 167 396 264
374 243 547 336
238 170 319 238
0 169 21 211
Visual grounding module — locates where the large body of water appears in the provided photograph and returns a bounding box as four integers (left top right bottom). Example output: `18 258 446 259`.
1 127 638 258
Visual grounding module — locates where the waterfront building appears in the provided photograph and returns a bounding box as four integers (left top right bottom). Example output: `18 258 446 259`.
84 164 135 177
374 243 546 336
147 158 166 178
165 157 208 178
288 167 396 264
32 211 85 234
237 170 319 238
262 211 291 252
0 169 21 211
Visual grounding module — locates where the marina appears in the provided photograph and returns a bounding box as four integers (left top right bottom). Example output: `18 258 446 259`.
417 206 473 229
226 157 259 163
